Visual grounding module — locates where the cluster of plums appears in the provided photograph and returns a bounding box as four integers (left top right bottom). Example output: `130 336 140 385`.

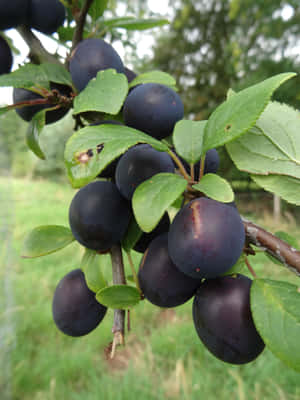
53 140 265 365
4 16 265 364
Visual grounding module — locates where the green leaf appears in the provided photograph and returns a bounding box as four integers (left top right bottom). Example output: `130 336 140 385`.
22 225 75 258
89 0 108 20
226 103 300 179
203 73 296 151
173 120 206 163
129 70 176 89
251 174 300 206
192 174 234 203
251 279 300 372
64 124 168 188
132 173 187 232
73 69 128 115
96 285 141 309
0 63 72 89
26 110 46 160
103 17 169 31
121 217 143 252
81 249 107 293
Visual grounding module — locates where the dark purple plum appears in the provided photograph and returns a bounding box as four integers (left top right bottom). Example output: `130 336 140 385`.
0 0 29 30
124 67 137 84
115 144 174 200
13 83 71 124
69 181 131 251
134 212 170 253
168 197 245 279
69 38 125 92
138 233 201 307
0 36 13 75
28 0 65 34
193 274 265 364
123 83 184 140
52 269 107 337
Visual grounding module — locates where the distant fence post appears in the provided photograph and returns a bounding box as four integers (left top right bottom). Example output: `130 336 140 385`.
273 195 281 223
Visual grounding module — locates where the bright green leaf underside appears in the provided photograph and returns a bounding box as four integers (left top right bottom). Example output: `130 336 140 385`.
132 173 187 233
193 173 234 203
226 102 300 179
251 279 300 372
73 69 128 115
129 70 176 89
96 285 141 309
22 225 75 258
81 249 107 293
0 63 72 89
251 174 300 206
173 120 206 163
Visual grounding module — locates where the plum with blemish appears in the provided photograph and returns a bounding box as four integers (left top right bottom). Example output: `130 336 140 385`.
168 197 245 279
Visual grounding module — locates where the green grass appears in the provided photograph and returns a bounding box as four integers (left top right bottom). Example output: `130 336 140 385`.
0 177 300 400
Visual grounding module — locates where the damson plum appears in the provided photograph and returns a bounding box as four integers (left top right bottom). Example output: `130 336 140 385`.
192 274 265 364
69 38 125 92
168 197 245 279
134 212 170 253
52 269 107 337
0 36 13 75
124 67 137 84
0 0 29 30
123 83 184 140
13 83 71 124
133 212 170 253
115 144 174 200
69 181 131 251
28 0 65 35
138 234 201 307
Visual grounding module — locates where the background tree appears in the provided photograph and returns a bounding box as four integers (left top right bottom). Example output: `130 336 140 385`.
149 0 300 119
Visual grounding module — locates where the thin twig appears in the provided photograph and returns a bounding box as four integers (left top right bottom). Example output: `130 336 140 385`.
168 148 191 181
243 217 300 276
199 154 206 181
17 26 60 65
71 0 94 51
127 251 142 296
110 244 126 358
244 255 258 279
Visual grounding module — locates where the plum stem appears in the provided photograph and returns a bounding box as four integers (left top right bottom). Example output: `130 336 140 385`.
168 148 191 182
190 163 195 182
127 251 143 296
242 218 300 276
244 255 258 279
17 26 61 65
110 244 126 358
71 0 94 51
199 154 206 181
